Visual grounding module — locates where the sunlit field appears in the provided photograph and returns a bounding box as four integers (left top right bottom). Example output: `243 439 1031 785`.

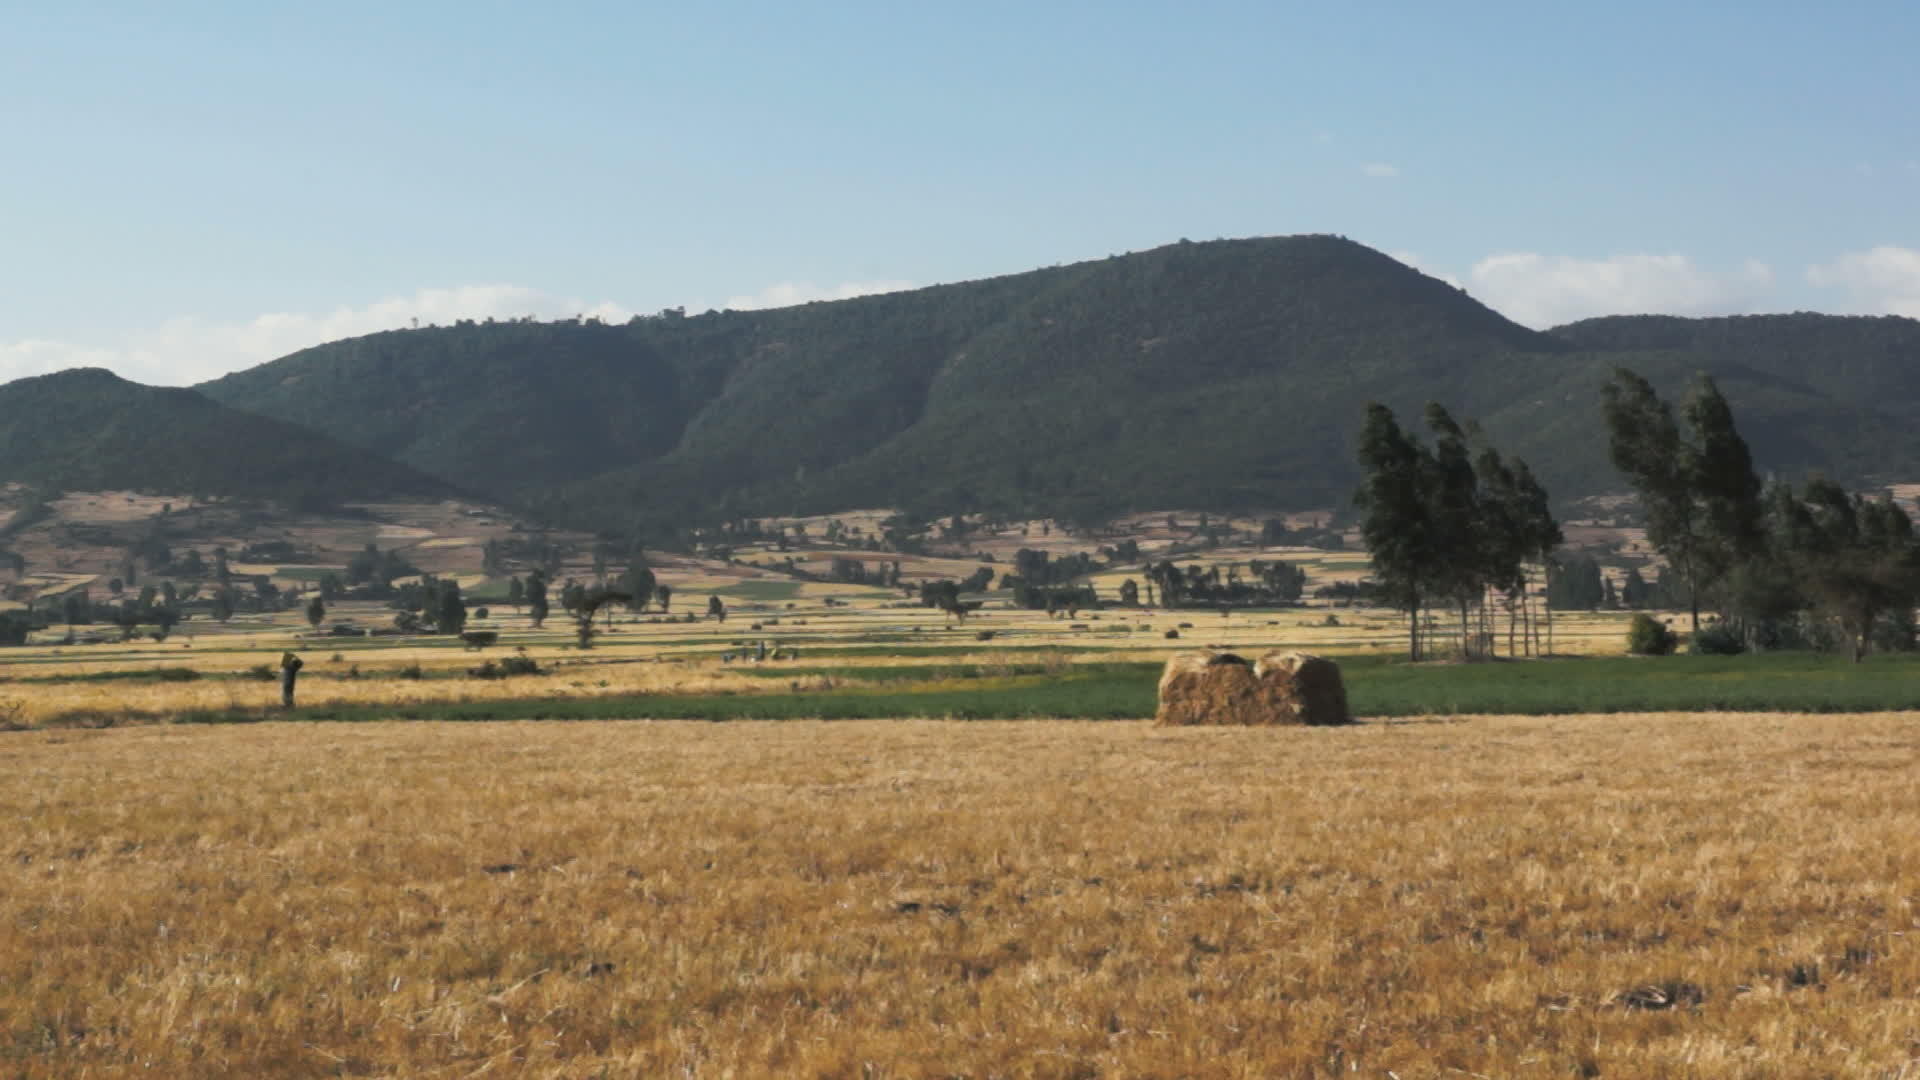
9 527 1920 1076
8 715 1920 1076
0 595 1644 728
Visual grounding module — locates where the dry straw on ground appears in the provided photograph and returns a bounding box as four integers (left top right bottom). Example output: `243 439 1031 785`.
6 714 1920 1076
1156 650 1349 726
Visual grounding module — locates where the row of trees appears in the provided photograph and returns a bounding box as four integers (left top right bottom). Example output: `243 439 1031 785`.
1355 403 1561 660
1546 555 1690 612
1602 370 1920 660
1140 559 1306 608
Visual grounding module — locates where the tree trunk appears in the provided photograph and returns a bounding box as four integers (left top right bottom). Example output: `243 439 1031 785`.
1680 543 1701 636
1507 590 1519 657
1408 600 1420 661
1523 566 1538 656
1545 587 1555 657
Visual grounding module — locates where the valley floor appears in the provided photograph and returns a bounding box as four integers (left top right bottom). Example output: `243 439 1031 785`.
7 714 1920 1076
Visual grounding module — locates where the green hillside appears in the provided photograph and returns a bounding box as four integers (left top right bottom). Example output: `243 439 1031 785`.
1540 314 1920 485
174 237 1920 524
199 236 1580 520
0 368 457 506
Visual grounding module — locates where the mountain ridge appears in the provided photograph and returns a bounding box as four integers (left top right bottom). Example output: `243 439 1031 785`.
0 367 461 507
10 236 1920 527
200 235 1592 523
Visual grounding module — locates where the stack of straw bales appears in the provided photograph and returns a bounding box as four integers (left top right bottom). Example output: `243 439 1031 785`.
1154 650 1350 726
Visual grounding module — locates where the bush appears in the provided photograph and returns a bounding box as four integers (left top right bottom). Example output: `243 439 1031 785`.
1627 614 1678 656
468 654 543 679
397 663 425 680
1872 609 1918 653
500 654 543 676
244 664 276 681
1745 615 1836 653
1690 623 1746 656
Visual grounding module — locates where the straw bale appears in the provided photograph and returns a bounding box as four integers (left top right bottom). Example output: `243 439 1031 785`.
1154 650 1352 726
1154 652 1266 726
1253 651 1351 726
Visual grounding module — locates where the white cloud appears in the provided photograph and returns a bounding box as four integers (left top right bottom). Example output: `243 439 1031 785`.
721 280 915 311
1465 253 1775 328
0 285 637 388
0 277 923 389
1360 162 1399 178
1805 247 1920 318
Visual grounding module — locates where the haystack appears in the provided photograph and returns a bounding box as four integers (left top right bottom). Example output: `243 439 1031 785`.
1252 651 1351 726
1153 650 1350 726
1154 652 1267 726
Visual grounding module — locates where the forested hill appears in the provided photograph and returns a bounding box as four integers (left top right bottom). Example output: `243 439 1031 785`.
0 368 458 506
198 235 1580 524
176 237 1920 526
1541 313 1920 487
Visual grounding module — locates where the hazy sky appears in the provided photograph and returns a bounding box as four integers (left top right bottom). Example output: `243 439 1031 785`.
3 1 1916 386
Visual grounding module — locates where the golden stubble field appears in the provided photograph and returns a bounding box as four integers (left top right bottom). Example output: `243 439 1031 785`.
7 714 1920 1077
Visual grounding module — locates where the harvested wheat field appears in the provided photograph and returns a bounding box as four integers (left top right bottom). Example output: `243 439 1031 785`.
7 714 1920 1076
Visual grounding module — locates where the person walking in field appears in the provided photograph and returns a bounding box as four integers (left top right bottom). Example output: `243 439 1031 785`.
280 651 303 708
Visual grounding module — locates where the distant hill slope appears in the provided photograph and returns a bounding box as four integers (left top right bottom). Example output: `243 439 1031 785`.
178 237 1920 524
200 236 1584 520
0 369 457 505
1540 313 1920 488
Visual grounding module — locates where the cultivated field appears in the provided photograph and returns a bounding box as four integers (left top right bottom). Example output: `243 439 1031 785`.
8 715 1920 1076
11 495 1920 1075
0 595 1639 729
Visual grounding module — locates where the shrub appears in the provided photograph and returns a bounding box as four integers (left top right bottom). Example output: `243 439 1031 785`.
1872 609 1918 653
397 663 425 680
469 654 543 679
1747 616 1837 653
1627 614 1678 656
499 654 543 676
244 664 276 681
1690 623 1746 655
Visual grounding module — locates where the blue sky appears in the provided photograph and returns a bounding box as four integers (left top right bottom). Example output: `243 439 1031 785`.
3 1 1916 385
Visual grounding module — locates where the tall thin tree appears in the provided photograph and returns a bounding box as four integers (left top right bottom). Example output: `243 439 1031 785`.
1355 404 1441 660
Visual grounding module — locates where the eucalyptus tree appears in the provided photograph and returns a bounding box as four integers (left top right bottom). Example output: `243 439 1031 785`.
1355 404 1442 660
1602 368 1763 634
